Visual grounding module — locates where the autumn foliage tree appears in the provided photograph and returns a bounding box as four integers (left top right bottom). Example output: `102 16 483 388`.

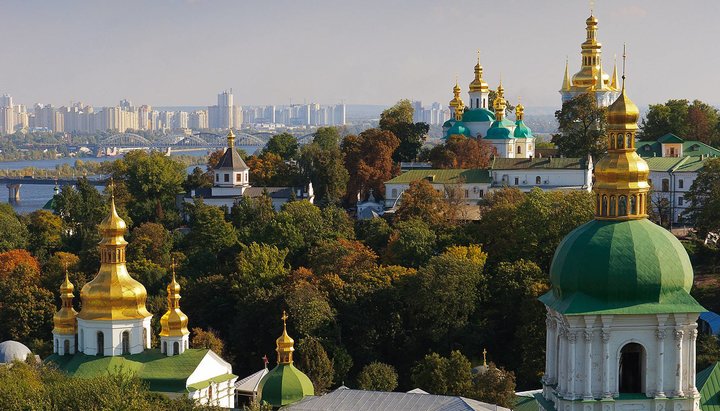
394 179 447 227
342 128 400 204
429 135 493 169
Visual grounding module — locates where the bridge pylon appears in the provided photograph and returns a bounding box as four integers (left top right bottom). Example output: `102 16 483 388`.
6 183 21 202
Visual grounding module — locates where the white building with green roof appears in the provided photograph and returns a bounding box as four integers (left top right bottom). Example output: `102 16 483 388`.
645 156 710 224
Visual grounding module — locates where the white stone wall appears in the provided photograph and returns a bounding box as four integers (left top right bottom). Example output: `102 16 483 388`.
648 170 697 223
465 121 492 139
543 309 701 411
384 182 492 208
77 317 151 356
491 169 591 192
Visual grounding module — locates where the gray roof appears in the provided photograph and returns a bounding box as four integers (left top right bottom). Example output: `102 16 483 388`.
283 388 510 411
0 340 31 363
215 146 249 171
235 367 268 394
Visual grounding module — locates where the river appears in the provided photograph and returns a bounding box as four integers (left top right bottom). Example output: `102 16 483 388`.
0 146 258 214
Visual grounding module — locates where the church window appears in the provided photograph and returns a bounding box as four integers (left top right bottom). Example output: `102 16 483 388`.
224 174 229 183
536 176 542 185
55 339 59 354
162 341 167 354
97 332 104 356
122 331 130 355
618 196 627 216
617 134 624 149
601 195 608 216
476 98 479 108
517 146 522 154
619 343 645 393
630 195 637 215
173 342 179 356
64 340 70 356
236 173 241 182
609 196 616 217
626 133 633 149
662 179 669 192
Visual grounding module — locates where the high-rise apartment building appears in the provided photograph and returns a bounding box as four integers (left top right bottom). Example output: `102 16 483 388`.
189 110 209 130
138 105 151 130
174 111 189 129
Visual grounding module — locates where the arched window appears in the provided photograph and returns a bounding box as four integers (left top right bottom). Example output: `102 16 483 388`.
630 195 637 215
173 342 180 356
143 328 148 349
619 343 645 393
209 384 213 400
609 196 617 217
517 145 522 154
601 195 608 216
618 196 627 216
609 133 615 149
617 134 624 149
97 332 104 356
476 98 479 108
63 340 70 356
122 331 130 355
536 176 542 185
55 339 59 354
162 341 167 354
626 133 633 149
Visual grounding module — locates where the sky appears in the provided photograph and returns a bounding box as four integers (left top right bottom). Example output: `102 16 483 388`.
2 0 719 109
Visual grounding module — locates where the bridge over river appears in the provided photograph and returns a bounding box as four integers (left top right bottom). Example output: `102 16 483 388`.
0 176 106 202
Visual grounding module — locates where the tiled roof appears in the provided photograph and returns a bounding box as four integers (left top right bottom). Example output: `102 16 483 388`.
491 157 588 170
385 169 492 185
644 156 707 173
215 147 249 170
698 362 720 411
283 388 510 411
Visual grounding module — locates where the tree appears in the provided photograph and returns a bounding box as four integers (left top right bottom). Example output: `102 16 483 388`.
552 93 607 158
0 266 55 342
230 194 277 244
379 99 429 162
639 99 691 141
342 128 400 204
25 210 63 258
428 136 493 169
0 210 29 252
684 158 720 236
0 249 41 281
468 363 516 408
299 127 348 205
411 351 473 396
183 166 212 192
697 334 720 371
296 337 335 394
385 219 437 268
264 133 299 161
356 362 398 391
191 327 225 357
182 200 237 275
234 242 289 288
355 218 393 255
128 222 173 266
394 179 448 227
285 279 334 337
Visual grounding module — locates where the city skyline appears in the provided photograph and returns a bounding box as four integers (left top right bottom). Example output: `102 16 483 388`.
2 1 719 109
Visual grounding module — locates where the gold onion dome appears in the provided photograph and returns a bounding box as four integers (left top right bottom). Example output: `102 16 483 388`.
607 84 640 127
78 191 151 321
276 311 295 364
53 269 78 335
493 82 507 120
469 51 489 93
160 261 189 337
449 80 463 109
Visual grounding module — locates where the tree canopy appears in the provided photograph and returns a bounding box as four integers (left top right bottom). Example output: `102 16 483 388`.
551 93 607 159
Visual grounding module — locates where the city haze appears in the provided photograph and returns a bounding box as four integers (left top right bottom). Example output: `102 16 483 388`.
2 0 719 108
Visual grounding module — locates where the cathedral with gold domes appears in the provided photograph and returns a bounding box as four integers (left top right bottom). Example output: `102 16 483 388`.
47 192 238 408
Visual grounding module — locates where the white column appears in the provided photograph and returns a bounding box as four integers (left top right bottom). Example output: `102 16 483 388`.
656 328 666 398
583 329 593 400
549 319 557 384
675 329 685 397
558 328 566 397
602 329 612 399
566 331 577 400
689 327 699 397
545 316 553 385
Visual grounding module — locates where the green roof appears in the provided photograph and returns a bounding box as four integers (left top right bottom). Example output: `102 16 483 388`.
258 363 314 407
485 119 515 139
540 218 706 315
445 121 472 139
514 120 533 138
491 157 588 170
187 373 236 392
462 108 495 123
385 169 492 185
442 119 454 128
46 349 219 393
514 395 542 411
698 362 720 411
636 134 720 158
644 156 707 172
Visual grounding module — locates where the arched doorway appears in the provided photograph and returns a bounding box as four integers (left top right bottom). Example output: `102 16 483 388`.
122 331 130 355
173 341 179 356
619 343 645 393
63 340 70 355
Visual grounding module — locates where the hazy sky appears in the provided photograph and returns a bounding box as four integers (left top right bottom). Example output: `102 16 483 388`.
2 0 718 109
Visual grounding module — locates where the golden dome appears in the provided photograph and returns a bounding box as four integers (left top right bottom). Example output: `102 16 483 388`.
586 14 598 25
276 311 295 364
515 103 524 121
469 52 489 93
77 194 151 321
160 262 189 337
493 83 507 120
607 86 640 128
53 270 78 335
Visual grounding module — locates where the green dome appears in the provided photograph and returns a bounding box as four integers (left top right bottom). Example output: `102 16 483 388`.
442 119 454 128
462 108 495 123
258 363 314 407
539 218 704 315
445 121 472 139
513 120 533 138
485 119 514 139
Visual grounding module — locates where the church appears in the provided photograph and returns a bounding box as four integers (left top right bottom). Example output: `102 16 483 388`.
46 193 237 408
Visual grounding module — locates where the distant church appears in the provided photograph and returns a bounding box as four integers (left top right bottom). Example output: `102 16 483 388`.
47 194 237 407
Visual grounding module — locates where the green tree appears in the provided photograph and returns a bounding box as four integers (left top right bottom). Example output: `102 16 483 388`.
230 194 277 244
234 242 289 288
128 222 173 266
182 200 238 275
684 158 720 236
639 99 691 141
0 210 28 252
356 362 398 391
299 127 349 205
183 166 213 192
285 279 334 337
411 351 473 396
191 327 225 357
697 334 720 371
379 99 429 162
394 179 448 227
551 93 607 158
468 363 516 408
264 132 299 160
355 218 393 255
25 210 63 259
0 265 56 343
296 337 335 394
385 219 437 268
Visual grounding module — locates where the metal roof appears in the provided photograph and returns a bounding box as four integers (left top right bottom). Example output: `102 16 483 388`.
283 388 510 411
